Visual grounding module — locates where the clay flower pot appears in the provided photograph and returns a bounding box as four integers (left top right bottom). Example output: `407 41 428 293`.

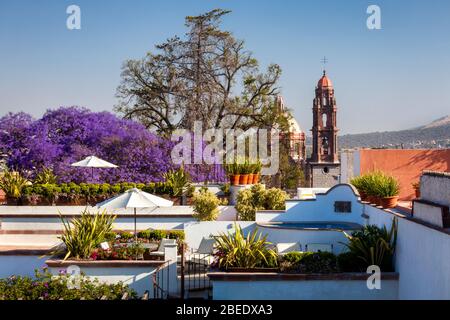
247 174 254 185
239 174 249 185
359 192 368 202
367 195 377 205
253 174 260 184
231 174 240 186
381 196 399 209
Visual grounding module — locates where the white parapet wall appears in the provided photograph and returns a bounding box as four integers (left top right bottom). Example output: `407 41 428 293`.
365 204 450 300
258 184 364 225
208 272 399 300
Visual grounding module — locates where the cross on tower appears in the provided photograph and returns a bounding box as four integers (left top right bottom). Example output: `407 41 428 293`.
321 56 328 74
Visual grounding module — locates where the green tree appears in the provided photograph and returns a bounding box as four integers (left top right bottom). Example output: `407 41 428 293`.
115 9 282 135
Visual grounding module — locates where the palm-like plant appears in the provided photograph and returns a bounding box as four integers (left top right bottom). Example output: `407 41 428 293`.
34 167 57 185
342 219 397 271
56 209 116 260
0 168 30 199
213 223 277 270
164 166 191 200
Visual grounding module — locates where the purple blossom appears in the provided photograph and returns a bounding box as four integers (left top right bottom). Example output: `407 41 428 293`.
0 107 225 183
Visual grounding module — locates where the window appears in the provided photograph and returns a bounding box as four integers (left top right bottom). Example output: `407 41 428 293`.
334 201 352 213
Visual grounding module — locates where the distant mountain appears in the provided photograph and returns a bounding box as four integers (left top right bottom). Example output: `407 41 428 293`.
337 116 450 149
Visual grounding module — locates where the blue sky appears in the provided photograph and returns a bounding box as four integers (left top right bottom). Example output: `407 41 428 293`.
1 0 449 134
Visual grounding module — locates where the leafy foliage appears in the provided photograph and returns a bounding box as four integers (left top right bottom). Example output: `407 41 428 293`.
34 167 57 185
0 167 30 199
164 166 191 198
0 268 136 300
350 171 400 197
192 189 222 221
55 209 116 260
279 252 339 273
236 184 289 220
213 224 277 269
115 9 282 134
342 221 397 271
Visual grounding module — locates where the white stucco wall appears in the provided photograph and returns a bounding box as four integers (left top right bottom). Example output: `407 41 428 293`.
258 184 363 225
420 173 450 207
184 221 256 251
0 255 47 278
365 205 450 300
211 278 398 300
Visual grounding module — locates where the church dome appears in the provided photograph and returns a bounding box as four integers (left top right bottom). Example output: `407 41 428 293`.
317 71 333 88
288 117 302 133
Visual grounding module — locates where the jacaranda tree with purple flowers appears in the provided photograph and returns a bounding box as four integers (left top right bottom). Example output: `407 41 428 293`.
0 107 225 183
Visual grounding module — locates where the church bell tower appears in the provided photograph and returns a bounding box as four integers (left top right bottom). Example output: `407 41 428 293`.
307 70 340 187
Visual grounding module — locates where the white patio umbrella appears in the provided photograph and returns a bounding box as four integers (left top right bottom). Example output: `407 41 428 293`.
71 155 118 182
96 188 173 247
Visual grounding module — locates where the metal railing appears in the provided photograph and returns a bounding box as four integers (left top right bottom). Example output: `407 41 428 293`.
152 260 171 299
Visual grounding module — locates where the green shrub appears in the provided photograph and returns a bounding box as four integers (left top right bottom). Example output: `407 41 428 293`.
213 223 277 269
342 220 397 271
54 209 116 260
0 268 136 300
192 189 221 221
336 251 363 272
236 184 288 220
280 252 338 273
135 229 185 241
264 188 288 210
118 231 134 240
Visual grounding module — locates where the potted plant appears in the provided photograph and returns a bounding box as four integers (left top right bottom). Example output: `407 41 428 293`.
247 163 255 185
379 175 400 209
412 181 420 198
252 161 262 184
225 163 240 186
212 223 278 272
238 161 250 185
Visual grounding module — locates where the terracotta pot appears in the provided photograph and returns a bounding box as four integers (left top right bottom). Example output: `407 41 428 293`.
367 195 377 205
359 192 368 202
381 196 399 209
231 174 240 186
247 174 254 185
239 174 249 185
414 188 420 199
252 174 260 184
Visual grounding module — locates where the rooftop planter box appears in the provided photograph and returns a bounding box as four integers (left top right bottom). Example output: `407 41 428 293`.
207 271 399 300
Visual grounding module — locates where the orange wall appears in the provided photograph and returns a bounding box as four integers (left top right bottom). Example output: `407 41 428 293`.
359 149 450 200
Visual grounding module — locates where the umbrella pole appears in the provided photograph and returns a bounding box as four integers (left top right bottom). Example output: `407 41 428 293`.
92 167 94 183
134 207 137 260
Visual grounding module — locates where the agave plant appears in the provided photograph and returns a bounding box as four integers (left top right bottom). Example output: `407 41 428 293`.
54 209 116 260
34 167 58 184
342 219 397 271
164 166 191 200
213 223 278 270
0 167 30 199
